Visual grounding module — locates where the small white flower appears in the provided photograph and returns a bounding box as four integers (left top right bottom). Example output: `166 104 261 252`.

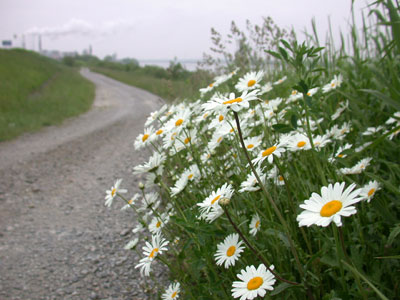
273 76 287 85
249 213 261 236
105 179 127 207
215 233 245 268
252 142 286 165
235 71 264 92
232 264 276 300
339 157 372 175
360 180 380 202
322 74 343 93
297 182 363 227
124 238 139 250
162 282 181 300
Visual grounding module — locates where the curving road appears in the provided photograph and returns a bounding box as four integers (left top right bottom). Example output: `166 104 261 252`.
0 69 164 300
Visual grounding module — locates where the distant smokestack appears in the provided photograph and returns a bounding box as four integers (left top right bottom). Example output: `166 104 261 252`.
38 35 42 52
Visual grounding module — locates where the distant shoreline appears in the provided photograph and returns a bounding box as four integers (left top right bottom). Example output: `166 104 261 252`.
138 59 200 71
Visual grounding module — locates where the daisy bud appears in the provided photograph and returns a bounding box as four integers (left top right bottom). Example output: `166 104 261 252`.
138 182 145 190
219 197 230 206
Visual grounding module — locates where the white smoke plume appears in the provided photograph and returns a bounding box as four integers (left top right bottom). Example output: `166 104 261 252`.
25 18 135 39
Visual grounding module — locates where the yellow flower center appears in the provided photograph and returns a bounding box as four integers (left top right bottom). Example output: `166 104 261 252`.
188 174 194 180
331 82 336 87
226 246 236 257
307 92 311 96
368 188 376 197
217 137 223 143
219 115 224 122
171 291 177 298
209 83 214 87
203 113 208 119
247 277 263 290
279 175 284 181
171 132 177 140
255 220 260 228
230 128 234 133
223 97 243 105
184 137 191 144
149 248 159 258
247 144 254 149
175 119 183 126
142 134 149 142
156 221 161 228
156 129 163 135
128 199 134 204
292 90 297 95
247 79 256 87
297 141 306 148
320 200 342 217
337 154 344 158
111 188 116 197
262 146 277 157
211 195 221 205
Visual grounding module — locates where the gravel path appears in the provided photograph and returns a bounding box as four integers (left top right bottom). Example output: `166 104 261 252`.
0 69 165 300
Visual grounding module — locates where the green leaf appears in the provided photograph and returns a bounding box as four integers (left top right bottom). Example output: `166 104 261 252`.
341 260 389 300
280 39 292 51
270 282 292 296
265 50 282 60
360 88 400 111
272 123 293 133
387 223 400 245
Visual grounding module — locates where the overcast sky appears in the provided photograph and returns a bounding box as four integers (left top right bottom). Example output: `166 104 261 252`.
0 0 370 60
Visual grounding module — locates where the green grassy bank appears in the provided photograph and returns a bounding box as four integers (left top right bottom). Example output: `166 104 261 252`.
0 49 95 141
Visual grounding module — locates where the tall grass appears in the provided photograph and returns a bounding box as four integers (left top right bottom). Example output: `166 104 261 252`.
0 49 94 141
105 1 399 299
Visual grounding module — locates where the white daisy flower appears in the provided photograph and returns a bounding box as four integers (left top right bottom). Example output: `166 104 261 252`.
239 166 266 193
312 134 332 150
135 233 169 276
133 152 166 175
267 166 286 186
306 87 319 97
162 109 191 134
355 141 372 152
322 74 343 93
360 180 380 202
259 82 273 95
297 182 363 227
243 136 262 152
145 104 168 127
200 82 216 95
235 71 264 92
105 179 127 207
203 90 260 113
362 126 384 136
286 133 311 152
134 126 155 150
170 175 188 197
339 157 372 175
331 100 349 120
232 264 276 300
329 122 351 140
162 282 181 300
273 75 287 85
249 213 261 236
121 193 140 210
215 233 245 268
138 192 161 213
197 183 234 221
251 142 286 165
124 238 139 250
149 213 170 235
287 90 303 103
208 110 230 130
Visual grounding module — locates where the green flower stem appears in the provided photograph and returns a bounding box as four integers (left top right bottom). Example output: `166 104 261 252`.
233 111 305 279
223 206 300 286
332 224 349 294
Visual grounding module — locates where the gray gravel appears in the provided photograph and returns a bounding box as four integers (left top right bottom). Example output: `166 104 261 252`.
0 69 165 299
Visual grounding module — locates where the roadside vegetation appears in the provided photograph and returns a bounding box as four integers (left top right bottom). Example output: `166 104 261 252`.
106 1 399 299
0 49 94 141
72 55 212 102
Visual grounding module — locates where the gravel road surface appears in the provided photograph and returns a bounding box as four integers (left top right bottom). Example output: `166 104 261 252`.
0 69 164 299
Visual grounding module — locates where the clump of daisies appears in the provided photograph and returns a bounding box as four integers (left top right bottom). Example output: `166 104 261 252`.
103 54 398 299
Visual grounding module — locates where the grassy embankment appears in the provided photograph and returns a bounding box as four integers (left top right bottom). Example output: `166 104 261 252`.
0 49 95 141
88 62 211 102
